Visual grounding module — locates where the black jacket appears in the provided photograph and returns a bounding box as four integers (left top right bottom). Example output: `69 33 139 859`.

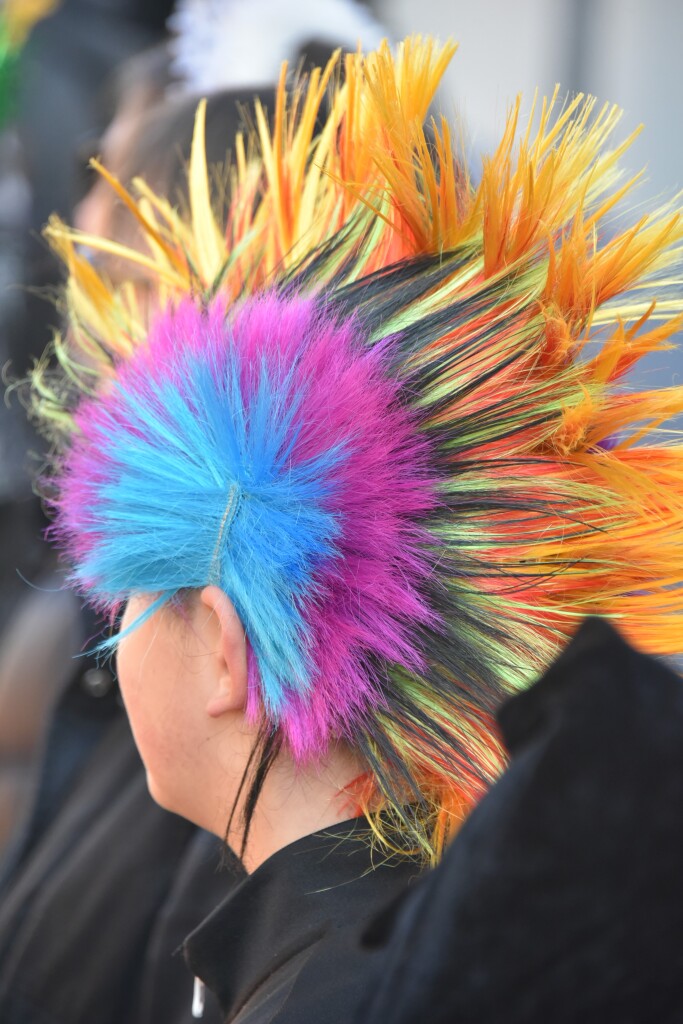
184 818 423 1024
0 664 242 1024
360 618 683 1024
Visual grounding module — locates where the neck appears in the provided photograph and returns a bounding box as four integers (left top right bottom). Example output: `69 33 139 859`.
230 741 366 873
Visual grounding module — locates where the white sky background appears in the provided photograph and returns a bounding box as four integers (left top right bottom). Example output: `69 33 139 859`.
376 0 683 389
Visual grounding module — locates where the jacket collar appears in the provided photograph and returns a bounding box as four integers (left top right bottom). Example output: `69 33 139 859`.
183 817 422 1019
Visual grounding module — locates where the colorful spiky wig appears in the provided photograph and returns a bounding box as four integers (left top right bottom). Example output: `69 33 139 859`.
32 37 683 861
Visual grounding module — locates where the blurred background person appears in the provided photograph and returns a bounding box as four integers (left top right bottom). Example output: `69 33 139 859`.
0 0 176 631
0 0 175 855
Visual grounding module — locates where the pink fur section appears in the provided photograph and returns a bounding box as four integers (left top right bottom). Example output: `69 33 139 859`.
56 294 440 758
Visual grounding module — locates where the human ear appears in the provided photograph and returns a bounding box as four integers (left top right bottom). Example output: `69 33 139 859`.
198 585 248 719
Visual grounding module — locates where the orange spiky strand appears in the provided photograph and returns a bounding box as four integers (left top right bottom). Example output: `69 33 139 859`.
32 37 683 862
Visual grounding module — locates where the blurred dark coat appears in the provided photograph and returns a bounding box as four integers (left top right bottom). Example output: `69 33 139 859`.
0 637 241 1024
359 618 683 1024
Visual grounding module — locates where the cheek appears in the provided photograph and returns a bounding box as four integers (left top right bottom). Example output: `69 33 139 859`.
116 606 189 800
73 182 113 238
115 599 224 830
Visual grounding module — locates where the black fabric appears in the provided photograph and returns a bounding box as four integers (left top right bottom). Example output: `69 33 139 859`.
135 829 243 1024
0 600 115 890
359 617 683 1024
0 592 245 1024
0 718 194 1024
184 818 423 1024
0 639 120 891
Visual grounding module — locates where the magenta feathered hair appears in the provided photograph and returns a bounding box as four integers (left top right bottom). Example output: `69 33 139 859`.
53 294 440 758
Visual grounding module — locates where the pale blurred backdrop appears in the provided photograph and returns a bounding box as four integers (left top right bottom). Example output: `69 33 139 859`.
376 0 683 389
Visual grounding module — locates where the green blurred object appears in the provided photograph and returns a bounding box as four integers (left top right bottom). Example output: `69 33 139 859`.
0 14 19 129
0 0 60 130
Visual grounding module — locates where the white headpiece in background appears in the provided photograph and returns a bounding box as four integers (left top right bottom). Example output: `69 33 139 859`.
168 0 387 95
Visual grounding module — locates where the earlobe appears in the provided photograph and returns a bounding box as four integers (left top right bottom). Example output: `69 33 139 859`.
199 585 248 718
205 690 236 719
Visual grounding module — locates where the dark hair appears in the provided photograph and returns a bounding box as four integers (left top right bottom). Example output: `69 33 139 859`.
224 723 284 862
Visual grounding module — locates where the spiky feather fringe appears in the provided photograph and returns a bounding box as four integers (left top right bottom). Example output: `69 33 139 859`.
31 37 683 862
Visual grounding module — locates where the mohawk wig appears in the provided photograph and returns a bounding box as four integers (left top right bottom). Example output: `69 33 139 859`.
33 37 683 859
